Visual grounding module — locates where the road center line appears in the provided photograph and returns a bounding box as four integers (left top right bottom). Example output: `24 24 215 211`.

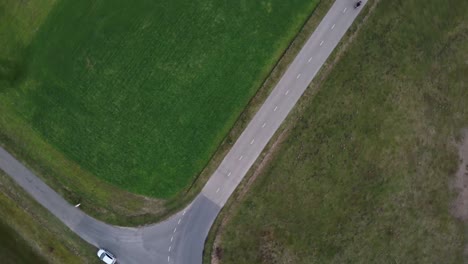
331 24 335 30
274 106 278 112
168 256 170 262
320 40 324 46
171 236 174 242
239 155 244 161
308 56 313 63
227 171 231 177
216 187 220 193
285 90 289 95
169 246 172 252
173 227 177 233
178 219 181 225
262 122 267 128
250 139 255 145
296 73 301 79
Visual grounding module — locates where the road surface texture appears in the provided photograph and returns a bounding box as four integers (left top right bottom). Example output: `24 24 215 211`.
0 1 367 263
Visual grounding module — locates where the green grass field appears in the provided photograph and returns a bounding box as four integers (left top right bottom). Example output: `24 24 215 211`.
215 0 468 263
0 0 318 198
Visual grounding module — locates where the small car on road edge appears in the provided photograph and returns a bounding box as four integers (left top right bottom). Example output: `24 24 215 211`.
97 249 117 264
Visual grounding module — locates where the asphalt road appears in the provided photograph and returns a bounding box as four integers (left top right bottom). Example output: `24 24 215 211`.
0 1 367 263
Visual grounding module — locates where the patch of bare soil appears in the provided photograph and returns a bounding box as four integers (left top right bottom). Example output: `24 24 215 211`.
451 129 468 221
451 129 468 258
451 129 468 261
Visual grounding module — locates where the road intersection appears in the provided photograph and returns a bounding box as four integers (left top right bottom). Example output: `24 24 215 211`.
0 0 367 263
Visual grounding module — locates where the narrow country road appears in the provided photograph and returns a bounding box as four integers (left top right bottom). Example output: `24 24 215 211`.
0 1 367 263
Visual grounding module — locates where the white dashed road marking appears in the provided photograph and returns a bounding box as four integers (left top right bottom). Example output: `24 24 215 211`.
331 24 335 30
178 219 181 225
296 73 301 79
216 188 220 193
250 139 255 145
239 155 243 161
171 236 174 242
169 246 172 252
262 122 267 128
227 171 231 177
343 7 347 13
285 90 289 95
274 106 278 112
308 56 313 63
173 228 177 233
320 40 324 46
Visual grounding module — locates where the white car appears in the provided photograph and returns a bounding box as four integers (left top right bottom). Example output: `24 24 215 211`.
97 249 117 264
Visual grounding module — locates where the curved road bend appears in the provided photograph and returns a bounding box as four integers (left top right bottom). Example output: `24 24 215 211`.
0 0 367 263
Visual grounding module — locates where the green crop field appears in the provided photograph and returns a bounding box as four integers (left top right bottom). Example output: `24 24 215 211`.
0 0 318 198
214 0 468 263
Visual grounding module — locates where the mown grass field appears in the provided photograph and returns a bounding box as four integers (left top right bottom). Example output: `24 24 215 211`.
0 171 98 264
0 0 318 198
215 0 468 263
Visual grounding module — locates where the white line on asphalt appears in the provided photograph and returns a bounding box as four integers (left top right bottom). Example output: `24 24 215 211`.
173 228 177 233
169 246 172 252
331 24 335 30
343 7 347 13
178 219 181 225
216 188 220 193
171 236 174 242
168 256 170 262
262 122 266 128
285 90 289 95
250 139 255 145
274 106 278 112
296 73 301 79
320 40 324 46
239 155 243 161
308 56 313 63
227 171 231 177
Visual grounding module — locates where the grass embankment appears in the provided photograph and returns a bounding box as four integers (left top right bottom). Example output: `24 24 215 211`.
0 0 318 224
215 0 468 263
0 222 47 264
0 171 98 263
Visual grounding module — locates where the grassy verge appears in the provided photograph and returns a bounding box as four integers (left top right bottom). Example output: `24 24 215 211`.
0 170 98 263
211 0 468 263
0 0 322 225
